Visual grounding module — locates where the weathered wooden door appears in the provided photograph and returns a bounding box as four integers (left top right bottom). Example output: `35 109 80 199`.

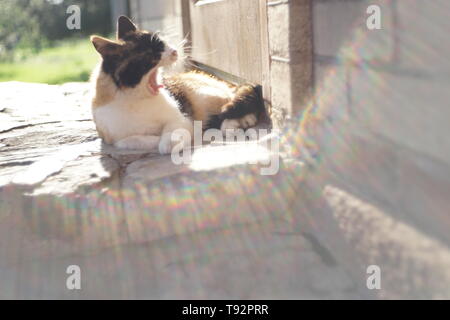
185 0 270 99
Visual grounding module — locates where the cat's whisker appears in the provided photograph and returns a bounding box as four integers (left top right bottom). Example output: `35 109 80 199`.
160 29 182 40
179 32 190 44
179 58 197 69
151 31 163 42
162 25 179 33
186 49 218 58
178 39 188 48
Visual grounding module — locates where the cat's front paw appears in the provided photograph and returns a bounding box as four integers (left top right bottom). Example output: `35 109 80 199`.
220 114 258 134
239 114 257 128
158 134 173 154
220 119 241 132
158 131 191 155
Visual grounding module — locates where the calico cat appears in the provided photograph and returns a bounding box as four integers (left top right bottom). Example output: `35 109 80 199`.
90 16 264 154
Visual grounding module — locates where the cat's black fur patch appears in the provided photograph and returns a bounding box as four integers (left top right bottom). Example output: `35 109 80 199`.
163 78 194 118
101 31 165 88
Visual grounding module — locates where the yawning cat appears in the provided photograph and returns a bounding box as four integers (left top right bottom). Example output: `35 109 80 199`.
90 16 264 154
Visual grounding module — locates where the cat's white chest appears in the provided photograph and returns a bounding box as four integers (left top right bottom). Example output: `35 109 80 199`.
93 96 170 143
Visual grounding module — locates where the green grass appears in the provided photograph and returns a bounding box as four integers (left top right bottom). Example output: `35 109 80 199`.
0 39 99 84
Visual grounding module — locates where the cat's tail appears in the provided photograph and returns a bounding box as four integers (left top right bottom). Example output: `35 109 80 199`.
206 84 266 131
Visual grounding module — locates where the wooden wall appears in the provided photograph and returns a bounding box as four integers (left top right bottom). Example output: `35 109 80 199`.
128 0 184 45
128 0 314 128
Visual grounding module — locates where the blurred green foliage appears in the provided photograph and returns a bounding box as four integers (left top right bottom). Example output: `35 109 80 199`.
0 39 99 84
0 0 112 61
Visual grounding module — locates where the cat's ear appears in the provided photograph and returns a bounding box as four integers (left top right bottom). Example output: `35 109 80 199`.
91 36 123 56
117 16 137 39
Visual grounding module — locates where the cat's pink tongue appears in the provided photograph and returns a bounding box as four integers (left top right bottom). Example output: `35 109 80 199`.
148 70 163 95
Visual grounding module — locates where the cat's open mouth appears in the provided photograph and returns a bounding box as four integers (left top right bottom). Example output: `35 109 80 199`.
148 69 164 96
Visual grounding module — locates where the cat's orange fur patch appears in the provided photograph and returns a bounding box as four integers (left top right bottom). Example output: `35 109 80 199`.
90 64 117 109
164 71 235 123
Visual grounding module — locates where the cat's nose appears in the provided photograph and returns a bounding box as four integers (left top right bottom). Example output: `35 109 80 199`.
171 49 178 58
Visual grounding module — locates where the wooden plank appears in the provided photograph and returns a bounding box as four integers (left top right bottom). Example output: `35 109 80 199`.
188 0 266 86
